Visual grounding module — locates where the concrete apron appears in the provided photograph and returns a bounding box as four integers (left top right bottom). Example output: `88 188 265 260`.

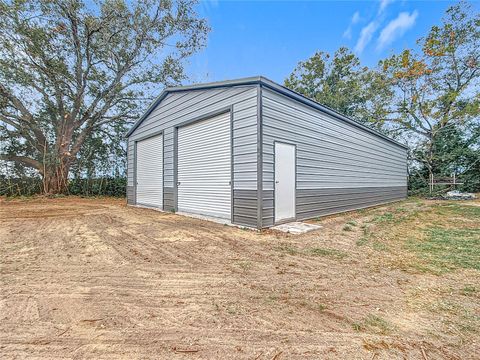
272 221 322 234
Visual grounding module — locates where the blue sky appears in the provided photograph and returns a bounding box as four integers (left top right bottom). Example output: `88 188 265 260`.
186 0 479 84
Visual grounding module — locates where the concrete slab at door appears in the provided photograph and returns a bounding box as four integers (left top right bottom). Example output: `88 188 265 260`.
136 134 163 208
177 112 231 219
275 142 296 223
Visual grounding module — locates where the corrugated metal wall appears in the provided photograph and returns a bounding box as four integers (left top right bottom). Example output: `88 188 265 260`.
127 81 407 229
177 112 232 219
127 85 259 227
261 88 407 226
135 134 163 207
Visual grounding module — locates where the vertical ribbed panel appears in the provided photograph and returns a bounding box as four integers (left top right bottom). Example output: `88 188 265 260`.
261 87 407 225
261 88 407 191
177 112 231 219
136 134 163 208
126 86 259 220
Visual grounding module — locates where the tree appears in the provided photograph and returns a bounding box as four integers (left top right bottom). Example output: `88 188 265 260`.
284 47 393 128
431 123 480 191
0 0 209 194
379 1 480 184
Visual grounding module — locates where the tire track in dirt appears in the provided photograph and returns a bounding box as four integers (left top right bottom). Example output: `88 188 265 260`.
1 197 477 359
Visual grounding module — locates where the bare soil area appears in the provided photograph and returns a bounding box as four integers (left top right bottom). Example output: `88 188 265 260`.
0 196 478 359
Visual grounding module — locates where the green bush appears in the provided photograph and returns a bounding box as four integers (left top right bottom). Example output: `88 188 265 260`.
0 176 42 196
68 177 126 197
0 176 126 197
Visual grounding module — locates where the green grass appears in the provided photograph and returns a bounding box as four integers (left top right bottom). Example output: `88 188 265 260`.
356 237 368 246
372 212 395 223
372 241 388 251
355 224 373 246
440 204 480 218
276 244 348 260
461 285 477 297
352 314 395 335
310 247 348 259
342 224 353 231
428 299 480 334
370 208 419 225
316 303 327 311
407 228 480 272
275 244 300 256
236 261 253 271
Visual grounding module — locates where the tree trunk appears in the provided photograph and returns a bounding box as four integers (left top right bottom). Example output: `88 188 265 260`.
427 133 435 195
42 159 71 194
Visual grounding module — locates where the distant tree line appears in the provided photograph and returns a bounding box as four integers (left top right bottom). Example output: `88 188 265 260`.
0 0 478 197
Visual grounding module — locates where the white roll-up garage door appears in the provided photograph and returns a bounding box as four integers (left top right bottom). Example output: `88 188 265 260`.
177 112 231 219
136 134 163 208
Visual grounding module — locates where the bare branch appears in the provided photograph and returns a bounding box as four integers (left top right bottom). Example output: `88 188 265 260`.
0 154 43 173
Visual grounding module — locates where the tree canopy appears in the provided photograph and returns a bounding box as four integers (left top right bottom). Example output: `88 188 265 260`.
285 1 480 193
379 1 480 182
0 0 209 193
285 47 394 131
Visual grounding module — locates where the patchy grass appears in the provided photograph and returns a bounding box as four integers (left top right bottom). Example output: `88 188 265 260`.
352 314 395 335
342 224 353 231
235 260 253 272
427 298 480 335
372 212 395 223
352 201 479 275
309 247 348 259
356 237 368 246
316 303 327 311
372 241 388 251
275 244 348 260
275 243 300 256
407 228 480 272
440 203 480 218
461 285 477 297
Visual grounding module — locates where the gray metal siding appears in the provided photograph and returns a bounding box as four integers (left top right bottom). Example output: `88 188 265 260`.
163 187 174 211
127 86 258 227
233 190 258 227
296 186 407 221
177 112 231 219
261 88 407 225
135 134 163 208
126 186 135 205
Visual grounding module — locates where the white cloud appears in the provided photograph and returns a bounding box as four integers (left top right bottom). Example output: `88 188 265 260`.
343 29 352 39
355 21 379 53
352 11 361 24
377 11 419 49
379 0 393 14
343 11 361 39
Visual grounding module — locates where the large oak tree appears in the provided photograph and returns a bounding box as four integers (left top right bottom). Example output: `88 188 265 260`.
0 0 209 193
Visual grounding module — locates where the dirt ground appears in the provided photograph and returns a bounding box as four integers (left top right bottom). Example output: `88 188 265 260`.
0 196 478 359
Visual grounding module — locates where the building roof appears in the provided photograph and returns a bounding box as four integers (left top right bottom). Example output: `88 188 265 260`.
126 76 407 149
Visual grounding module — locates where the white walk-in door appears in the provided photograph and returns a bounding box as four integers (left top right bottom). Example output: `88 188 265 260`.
275 142 296 223
177 112 231 219
136 134 163 208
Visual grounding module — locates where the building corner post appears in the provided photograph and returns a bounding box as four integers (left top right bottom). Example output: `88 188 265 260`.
256 84 263 230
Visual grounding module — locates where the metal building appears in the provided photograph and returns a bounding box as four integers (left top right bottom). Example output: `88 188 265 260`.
126 76 407 229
